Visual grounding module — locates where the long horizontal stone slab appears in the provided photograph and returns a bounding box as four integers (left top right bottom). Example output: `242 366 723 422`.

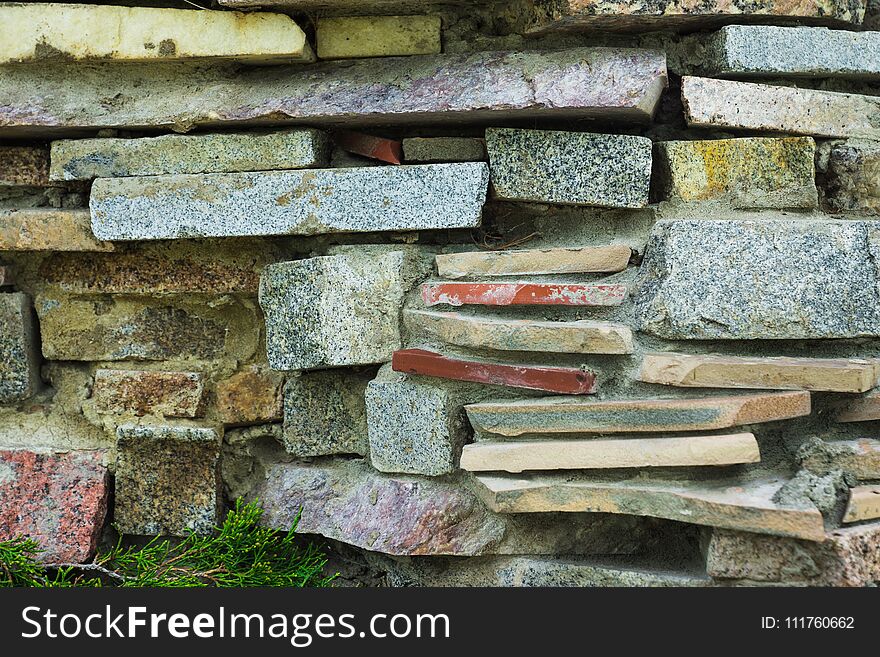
0 209 113 252
0 48 667 137
421 282 627 307
474 474 826 541
639 353 879 393
90 163 488 240
460 433 760 473
405 310 634 355
0 145 49 187
837 391 880 422
316 15 441 59
465 391 811 437
0 3 312 65
402 137 486 163
682 77 880 139
435 245 632 278
843 486 880 523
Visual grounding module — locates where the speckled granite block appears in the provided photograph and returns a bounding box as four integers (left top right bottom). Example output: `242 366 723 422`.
0 293 40 404
90 163 488 240
486 128 651 208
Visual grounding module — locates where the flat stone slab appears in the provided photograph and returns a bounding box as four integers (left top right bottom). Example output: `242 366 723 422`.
460 433 760 473
0 209 113 252
634 219 880 340
837 392 880 422
392 348 597 394
0 145 49 186
92 369 205 418
317 15 441 59
465 391 811 437
405 309 634 354
217 367 283 426
421 282 627 307
843 486 880 523
486 128 652 208
704 25 880 79
0 449 109 563
0 3 312 65
402 137 486 163
640 353 879 393
682 76 880 139
0 293 40 404
435 245 631 278
0 48 667 137
50 129 330 181
90 163 488 240
474 474 826 541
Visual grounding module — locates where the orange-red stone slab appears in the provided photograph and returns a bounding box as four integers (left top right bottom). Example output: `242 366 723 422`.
421 282 627 307
335 130 402 164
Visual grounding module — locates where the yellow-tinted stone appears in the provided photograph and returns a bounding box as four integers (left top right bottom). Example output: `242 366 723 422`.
317 15 441 59
843 485 880 523
435 245 631 278
0 209 113 252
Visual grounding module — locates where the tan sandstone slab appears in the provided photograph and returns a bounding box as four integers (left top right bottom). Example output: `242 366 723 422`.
0 209 113 252
435 245 632 279
92 369 206 419
317 15 441 59
639 353 878 393
843 486 880 523
836 391 880 422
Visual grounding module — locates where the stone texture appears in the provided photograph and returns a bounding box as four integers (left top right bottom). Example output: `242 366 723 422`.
115 424 221 536
435 245 632 278
817 139 880 214
837 392 880 422
49 129 330 181
405 309 634 354
486 128 652 208
466 391 810 437
421 282 627 307
635 219 880 340
216 367 284 426
682 76 880 139
0 3 313 65
0 293 40 404
0 209 113 252
843 486 880 523
0 48 667 137
639 353 878 393
704 25 880 79
317 15 441 59
798 438 880 480
282 370 369 457
0 449 108 563
0 266 12 287
0 145 49 187
90 163 488 240
403 137 486 163
475 474 826 541
92 369 205 418
654 137 817 209
334 131 402 164
460 433 760 473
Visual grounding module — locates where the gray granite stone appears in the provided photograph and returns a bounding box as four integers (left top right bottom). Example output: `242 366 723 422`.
90 163 488 240
817 139 880 214
402 137 486 163
0 293 39 404
635 218 880 339
486 128 651 208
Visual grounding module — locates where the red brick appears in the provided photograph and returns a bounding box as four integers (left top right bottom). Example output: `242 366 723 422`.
421 282 627 307
334 130 402 164
392 348 596 394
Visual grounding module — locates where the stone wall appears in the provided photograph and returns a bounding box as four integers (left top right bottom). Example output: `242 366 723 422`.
1 0 879 587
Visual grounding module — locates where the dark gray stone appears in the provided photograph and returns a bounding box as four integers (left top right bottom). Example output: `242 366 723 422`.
0 293 39 404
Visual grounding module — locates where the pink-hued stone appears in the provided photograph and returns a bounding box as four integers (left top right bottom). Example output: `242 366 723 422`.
0 449 108 563
421 282 627 307
335 131 402 164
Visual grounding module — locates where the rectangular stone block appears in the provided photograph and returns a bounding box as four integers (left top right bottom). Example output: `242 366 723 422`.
465 391 811 437
486 128 652 208
640 353 878 393
682 76 880 139
0 293 40 404
654 137 817 209
635 219 880 340
334 130 402 164
0 145 49 186
216 367 283 426
405 309 634 355
402 137 486 163
49 129 330 181
0 209 113 252
435 245 631 278
317 15 441 59
92 370 205 419
0 3 313 65
421 282 627 307
0 449 108 563
797 439 880 481
817 139 880 214
843 486 880 523
475 474 826 541
460 433 760 473
90 163 488 240
837 392 880 422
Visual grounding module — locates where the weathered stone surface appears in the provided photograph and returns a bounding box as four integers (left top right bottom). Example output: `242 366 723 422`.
92 369 205 418
0 48 667 137
0 449 108 563
843 486 880 523
461 433 760 473
405 309 634 354
0 209 113 252
486 128 652 208
635 219 880 340
0 266 12 287
334 131 402 164
475 474 826 541
36 294 259 362
283 370 369 457
704 25 880 79
115 424 221 536
0 3 312 65
421 282 627 307
837 392 880 422
0 293 39 404
90 163 488 240
435 245 632 278
640 353 878 393
216 367 283 426
403 137 486 163
466 391 810 437
317 15 441 59
49 129 330 181
221 0 475 7
0 145 49 187
654 137 817 209
818 139 880 214
682 76 880 139
798 438 880 480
